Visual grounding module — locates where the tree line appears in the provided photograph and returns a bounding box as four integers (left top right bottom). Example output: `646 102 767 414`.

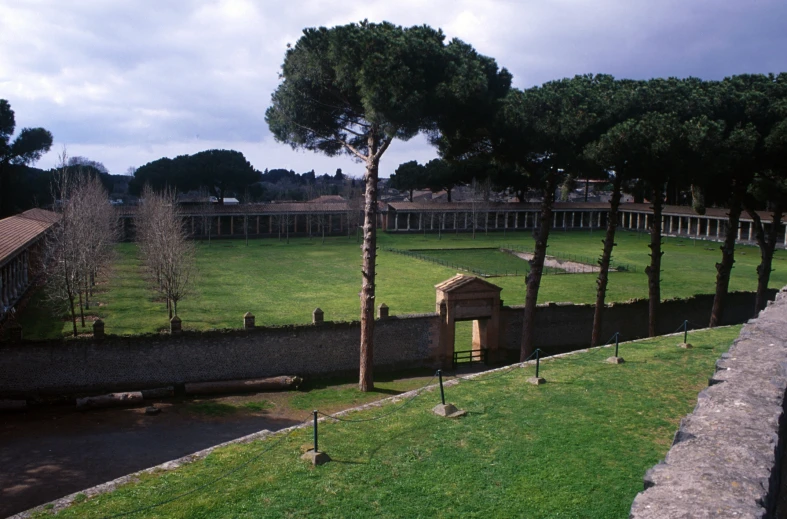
265 20 787 391
130 151 357 203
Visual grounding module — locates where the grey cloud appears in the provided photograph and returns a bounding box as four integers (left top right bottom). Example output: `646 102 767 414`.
2 0 786 176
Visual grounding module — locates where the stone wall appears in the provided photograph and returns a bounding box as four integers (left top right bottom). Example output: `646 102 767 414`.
0 315 441 397
498 291 773 357
0 291 772 398
629 288 787 518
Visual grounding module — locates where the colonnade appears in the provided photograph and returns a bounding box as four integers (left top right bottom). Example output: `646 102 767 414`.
0 251 30 319
390 209 611 233
619 210 787 246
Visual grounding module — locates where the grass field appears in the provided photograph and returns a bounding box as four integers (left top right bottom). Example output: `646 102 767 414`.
16 230 787 339
32 326 740 518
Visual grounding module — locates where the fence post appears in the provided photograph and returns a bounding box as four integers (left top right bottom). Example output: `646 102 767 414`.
528 349 546 385
607 332 624 364
679 320 693 349
300 409 331 465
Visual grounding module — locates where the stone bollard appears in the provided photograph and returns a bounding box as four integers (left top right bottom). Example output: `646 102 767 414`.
7 323 22 343
170 315 182 334
377 303 389 319
244 312 255 330
93 319 105 339
313 308 324 324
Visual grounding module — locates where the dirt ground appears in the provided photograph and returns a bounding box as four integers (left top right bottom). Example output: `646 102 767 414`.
0 391 314 518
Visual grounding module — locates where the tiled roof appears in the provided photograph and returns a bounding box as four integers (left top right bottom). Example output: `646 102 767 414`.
308 195 346 203
0 208 59 267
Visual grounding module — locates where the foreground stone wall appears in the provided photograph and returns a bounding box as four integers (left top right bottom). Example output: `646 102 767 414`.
499 291 772 356
629 288 787 518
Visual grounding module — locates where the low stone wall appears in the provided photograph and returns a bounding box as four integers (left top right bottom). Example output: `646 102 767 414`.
0 314 441 397
629 288 787 518
499 291 772 356
0 291 772 398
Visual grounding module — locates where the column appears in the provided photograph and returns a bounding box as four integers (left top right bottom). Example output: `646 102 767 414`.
395 213 399 231
748 222 753 241
598 212 602 227
636 213 641 230
668 216 673 233
0 266 5 307
514 212 519 228
495 212 499 229
571 212 575 228
464 213 468 229
505 212 509 229
453 213 457 229
579 212 584 228
717 220 721 239
256 216 260 234
562 212 567 228
706 218 710 237
407 213 411 231
553 212 557 227
737 223 742 241
678 217 682 234
430 213 434 230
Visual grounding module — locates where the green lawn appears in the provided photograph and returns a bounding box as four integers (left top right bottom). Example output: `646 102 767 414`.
34 326 740 518
17 230 787 338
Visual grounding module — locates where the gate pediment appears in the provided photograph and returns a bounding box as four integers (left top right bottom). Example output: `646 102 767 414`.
435 274 502 317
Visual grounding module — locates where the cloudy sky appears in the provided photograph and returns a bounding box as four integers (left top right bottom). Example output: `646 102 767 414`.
2 0 786 178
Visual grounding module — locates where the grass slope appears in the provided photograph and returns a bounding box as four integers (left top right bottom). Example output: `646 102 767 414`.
18 231 787 338
34 326 740 518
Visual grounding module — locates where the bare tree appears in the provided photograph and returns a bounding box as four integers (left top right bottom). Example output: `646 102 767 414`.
44 151 117 336
136 186 196 319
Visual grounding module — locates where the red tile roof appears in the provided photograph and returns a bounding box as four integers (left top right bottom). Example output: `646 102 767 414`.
0 208 59 267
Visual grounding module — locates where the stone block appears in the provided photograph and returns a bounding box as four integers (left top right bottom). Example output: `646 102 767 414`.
301 449 331 466
170 315 182 334
377 303 389 319
527 376 546 385
93 319 105 339
606 356 624 364
313 308 324 324
243 312 255 330
432 403 466 418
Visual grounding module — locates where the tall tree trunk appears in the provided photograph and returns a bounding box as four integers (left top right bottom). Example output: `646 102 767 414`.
359 156 380 392
591 175 622 347
646 184 664 337
521 173 557 361
710 192 743 327
747 204 782 314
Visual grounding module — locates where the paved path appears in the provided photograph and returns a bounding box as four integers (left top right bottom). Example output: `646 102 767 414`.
0 403 299 518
